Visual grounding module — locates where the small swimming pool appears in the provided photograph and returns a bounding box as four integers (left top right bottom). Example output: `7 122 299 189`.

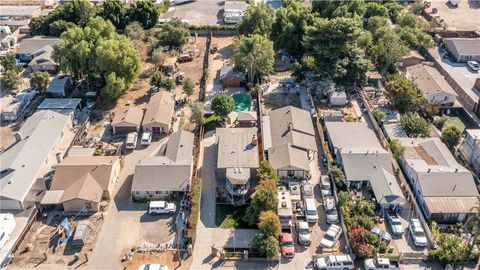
232 93 252 112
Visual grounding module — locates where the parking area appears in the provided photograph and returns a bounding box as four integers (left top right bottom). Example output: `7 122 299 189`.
425 1 480 31
160 0 223 26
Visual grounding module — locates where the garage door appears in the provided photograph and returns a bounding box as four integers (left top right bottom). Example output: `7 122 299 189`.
0 199 22 210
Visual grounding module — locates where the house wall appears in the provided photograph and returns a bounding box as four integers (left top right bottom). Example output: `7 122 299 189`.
278 170 305 180
0 198 22 210
427 92 456 106
31 64 58 73
457 54 480 63
63 199 99 213
112 125 138 135
459 134 480 176
132 190 172 200
143 122 169 134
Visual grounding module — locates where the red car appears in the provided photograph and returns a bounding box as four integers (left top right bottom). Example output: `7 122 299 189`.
281 233 295 258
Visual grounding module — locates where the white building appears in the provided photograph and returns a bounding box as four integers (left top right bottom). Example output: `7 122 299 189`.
459 129 480 176
399 137 479 222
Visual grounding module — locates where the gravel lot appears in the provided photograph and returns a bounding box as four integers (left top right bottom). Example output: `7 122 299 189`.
161 0 224 26
425 1 480 31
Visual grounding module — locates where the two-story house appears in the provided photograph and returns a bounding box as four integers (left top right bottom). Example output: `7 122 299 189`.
399 137 479 222
216 127 259 206
459 129 480 177
263 106 317 183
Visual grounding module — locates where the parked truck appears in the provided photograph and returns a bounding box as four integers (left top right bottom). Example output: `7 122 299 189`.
386 211 404 236
364 258 400 270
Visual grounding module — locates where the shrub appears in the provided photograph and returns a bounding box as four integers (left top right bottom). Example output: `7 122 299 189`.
187 177 202 243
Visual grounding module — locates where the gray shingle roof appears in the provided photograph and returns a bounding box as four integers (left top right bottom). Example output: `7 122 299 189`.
406 64 457 97
268 143 309 171
269 106 316 151
38 98 81 110
17 36 58 55
444 38 480 56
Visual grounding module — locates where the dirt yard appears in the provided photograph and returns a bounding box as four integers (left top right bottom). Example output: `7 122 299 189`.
11 214 104 269
263 92 302 113
121 251 190 270
208 36 234 86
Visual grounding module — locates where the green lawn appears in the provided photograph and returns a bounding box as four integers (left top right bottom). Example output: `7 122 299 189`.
443 116 466 133
203 114 222 132
215 204 252 229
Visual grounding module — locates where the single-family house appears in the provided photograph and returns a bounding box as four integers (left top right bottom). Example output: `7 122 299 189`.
219 65 245 88
41 156 120 212
0 110 72 210
1 0 55 9
223 1 247 24
399 137 480 222
325 122 405 208
401 50 425 68
444 38 480 63
0 26 17 52
323 110 343 122
0 6 41 27
28 45 58 73
46 75 73 97
1 91 36 121
406 63 457 106
228 111 257 127
131 130 194 200
16 36 58 62
366 71 382 87
142 91 175 134
37 98 82 120
459 129 480 177
263 106 316 182
111 107 144 135
216 128 259 206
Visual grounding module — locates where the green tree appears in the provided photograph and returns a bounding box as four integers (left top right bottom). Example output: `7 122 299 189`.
372 109 385 123
101 0 128 29
29 71 50 90
400 112 430 137
127 0 159 29
0 54 21 73
258 210 281 237
257 160 278 183
251 232 280 258
330 165 346 189
442 125 462 149
388 139 405 159
125 21 146 41
232 34 274 84
29 17 49 35
303 17 371 85
190 101 205 125
49 20 76 36
151 49 166 70
363 2 388 19
429 234 472 265
150 71 175 91
386 74 424 114
53 17 140 99
464 202 480 257
243 179 278 225
211 94 234 118
183 78 195 98
273 0 313 56
369 27 409 72
238 3 274 36
292 55 316 80
399 13 418 28
102 72 126 100
149 19 190 47
0 70 21 90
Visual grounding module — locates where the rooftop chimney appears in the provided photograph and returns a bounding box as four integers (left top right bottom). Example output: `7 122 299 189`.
14 132 23 142
455 168 458 172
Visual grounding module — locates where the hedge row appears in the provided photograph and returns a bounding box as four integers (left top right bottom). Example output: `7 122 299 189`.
187 177 202 244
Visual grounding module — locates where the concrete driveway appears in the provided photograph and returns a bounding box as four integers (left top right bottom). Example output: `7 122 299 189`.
88 137 173 270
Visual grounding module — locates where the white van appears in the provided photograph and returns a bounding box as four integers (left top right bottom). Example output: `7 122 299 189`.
125 132 138 150
305 198 318 223
148 201 176 215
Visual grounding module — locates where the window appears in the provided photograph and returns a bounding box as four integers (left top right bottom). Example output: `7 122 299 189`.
287 170 294 177
155 191 162 195
444 96 448 101
135 191 140 195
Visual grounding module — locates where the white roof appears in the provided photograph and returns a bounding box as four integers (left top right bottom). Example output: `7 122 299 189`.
149 201 167 208
0 110 70 203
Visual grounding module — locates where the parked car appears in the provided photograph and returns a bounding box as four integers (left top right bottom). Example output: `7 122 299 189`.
371 227 392 242
178 54 193 63
305 198 318 223
148 201 176 215
313 254 354 270
466 61 480 72
281 232 295 258
296 221 311 246
325 207 339 224
138 264 169 270
141 132 152 146
409 219 428 247
321 155 328 166
301 182 314 200
320 224 342 248
320 175 332 197
364 258 400 270
176 72 185 85
386 211 404 236
125 132 138 150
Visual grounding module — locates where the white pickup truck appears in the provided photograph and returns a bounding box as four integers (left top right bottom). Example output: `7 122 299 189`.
364 258 400 270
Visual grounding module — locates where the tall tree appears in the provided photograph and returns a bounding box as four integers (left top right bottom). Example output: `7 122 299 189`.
0 70 21 90
101 0 127 29
388 139 405 160
273 0 313 56
49 20 76 36
0 54 21 73
125 21 146 41
400 112 430 137
257 160 278 183
232 34 274 84
150 72 175 91
385 74 424 114
53 17 140 99
128 0 159 29
30 71 50 90
238 3 274 36
211 94 234 118
243 179 278 225
258 210 281 237
442 125 462 149
148 19 190 47
303 17 371 85
151 49 166 70
190 101 205 125
369 27 409 72
183 78 195 99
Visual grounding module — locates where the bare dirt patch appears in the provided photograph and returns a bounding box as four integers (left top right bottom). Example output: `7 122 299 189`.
11 214 104 269
263 93 301 113
208 36 234 85
121 251 190 270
